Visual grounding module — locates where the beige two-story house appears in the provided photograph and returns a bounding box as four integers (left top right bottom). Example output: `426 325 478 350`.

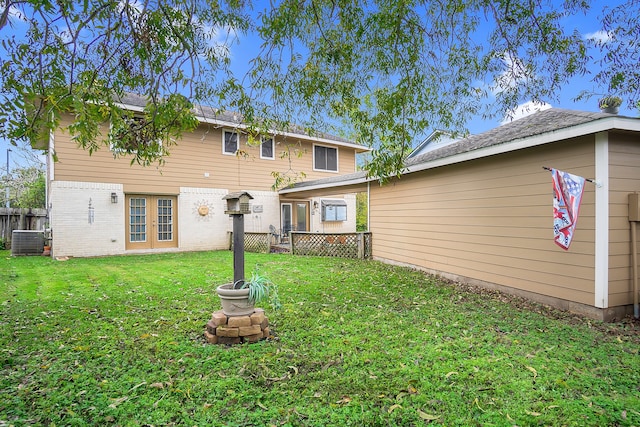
281 108 640 321
42 95 369 258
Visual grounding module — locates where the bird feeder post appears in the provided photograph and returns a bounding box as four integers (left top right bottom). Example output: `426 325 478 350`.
222 191 254 288
232 214 244 285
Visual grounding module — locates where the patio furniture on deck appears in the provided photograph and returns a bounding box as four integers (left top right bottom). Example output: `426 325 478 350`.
269 225 281 244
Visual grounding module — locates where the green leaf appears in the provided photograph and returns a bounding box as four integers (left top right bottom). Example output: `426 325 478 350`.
417 409 440 420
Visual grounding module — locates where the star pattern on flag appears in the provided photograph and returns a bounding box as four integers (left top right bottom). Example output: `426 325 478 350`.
551 169 586 250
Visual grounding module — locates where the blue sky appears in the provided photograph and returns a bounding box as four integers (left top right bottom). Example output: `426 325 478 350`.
0 0 632 170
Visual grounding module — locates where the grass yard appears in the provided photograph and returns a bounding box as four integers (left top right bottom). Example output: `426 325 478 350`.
1 250 639 426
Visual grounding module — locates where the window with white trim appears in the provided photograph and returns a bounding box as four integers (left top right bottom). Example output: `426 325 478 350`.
321 199 347 221
260 137 274 160
223 129 239 155
313 144 338 172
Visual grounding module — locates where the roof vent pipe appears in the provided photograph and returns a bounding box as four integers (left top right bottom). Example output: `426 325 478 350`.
598 96 622 115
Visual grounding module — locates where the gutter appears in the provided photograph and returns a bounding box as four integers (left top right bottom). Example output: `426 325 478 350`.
113 101 371 153
279 173 369 194
281 115 640 195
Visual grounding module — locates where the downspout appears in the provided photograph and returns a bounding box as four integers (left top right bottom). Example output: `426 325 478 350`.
367 181 371 232
632 221 638 318
594 132 609 309
47 126 55 257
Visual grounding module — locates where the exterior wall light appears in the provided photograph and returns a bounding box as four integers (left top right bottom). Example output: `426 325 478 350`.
111 192 118 204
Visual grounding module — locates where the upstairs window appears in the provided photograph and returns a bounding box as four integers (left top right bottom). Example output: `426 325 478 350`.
223 130 239 155
261 137 274 160
314 144 338 172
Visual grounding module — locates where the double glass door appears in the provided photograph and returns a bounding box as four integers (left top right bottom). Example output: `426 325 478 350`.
125 195 178 250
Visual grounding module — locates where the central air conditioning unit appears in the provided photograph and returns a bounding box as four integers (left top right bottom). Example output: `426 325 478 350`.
11 230 45 256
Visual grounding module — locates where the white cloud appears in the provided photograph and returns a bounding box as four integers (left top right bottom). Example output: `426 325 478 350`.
8 6 27 22
194 14 239 60
117 0 144 17
490 52 531 95
501 100 552 125
585 30 612 44
205 24 239 59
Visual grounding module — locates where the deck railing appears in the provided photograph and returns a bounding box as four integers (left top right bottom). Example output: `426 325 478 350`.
291 232 372 259
229 231 372 259
228 232 272 254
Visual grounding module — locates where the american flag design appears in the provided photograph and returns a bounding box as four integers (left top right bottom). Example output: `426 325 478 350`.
552 169 586 250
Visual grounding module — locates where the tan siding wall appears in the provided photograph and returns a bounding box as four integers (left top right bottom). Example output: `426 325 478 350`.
370 138 597 305
608 131 640 306
52 118 357 193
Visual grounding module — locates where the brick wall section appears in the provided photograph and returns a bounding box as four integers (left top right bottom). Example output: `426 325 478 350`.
243 190 281 233
178 187 230 250
204 308 270 345
49 184 283 257
179 188 280 250
50 181 124 258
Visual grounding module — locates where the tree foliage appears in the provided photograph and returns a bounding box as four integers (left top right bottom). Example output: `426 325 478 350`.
356 191 368 232
1 0 638 178
2 166 45 208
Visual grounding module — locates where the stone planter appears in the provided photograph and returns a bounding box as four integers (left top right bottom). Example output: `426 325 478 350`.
204 308 270 345
216 283 255 316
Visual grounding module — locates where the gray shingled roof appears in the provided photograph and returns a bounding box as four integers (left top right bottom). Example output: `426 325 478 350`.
117 93 360 147
283 108 620 191
405 108 611 167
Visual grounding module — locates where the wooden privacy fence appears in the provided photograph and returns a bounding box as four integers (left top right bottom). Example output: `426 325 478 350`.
291 232 372 259
0 208 48 247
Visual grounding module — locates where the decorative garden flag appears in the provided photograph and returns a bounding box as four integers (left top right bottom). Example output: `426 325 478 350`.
551 168 586 250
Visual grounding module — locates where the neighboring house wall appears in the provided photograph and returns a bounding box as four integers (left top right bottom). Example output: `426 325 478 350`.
370 137 600 310
608 132 640 307
280 110 640 320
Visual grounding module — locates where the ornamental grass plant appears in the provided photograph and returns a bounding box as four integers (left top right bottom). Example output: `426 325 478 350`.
1 250 639 426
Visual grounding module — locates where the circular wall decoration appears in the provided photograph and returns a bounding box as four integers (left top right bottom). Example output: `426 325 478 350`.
193 199 215 221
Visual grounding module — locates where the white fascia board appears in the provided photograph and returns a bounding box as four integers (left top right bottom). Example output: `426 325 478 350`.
113 102 146 113
405 116 640 175
279 175 370 194
197 114 370 152
114 100 370 152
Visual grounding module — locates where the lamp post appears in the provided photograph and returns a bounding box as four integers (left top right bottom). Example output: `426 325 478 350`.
5 148 10 209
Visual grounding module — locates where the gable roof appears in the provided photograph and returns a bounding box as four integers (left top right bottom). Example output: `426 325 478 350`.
280 108 640 194
407 129 460 158
116 93 370 152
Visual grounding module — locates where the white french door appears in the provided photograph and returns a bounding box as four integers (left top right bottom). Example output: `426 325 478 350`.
281 201 309 233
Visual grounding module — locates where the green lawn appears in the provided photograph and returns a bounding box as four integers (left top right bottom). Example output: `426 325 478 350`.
1 250 639 426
